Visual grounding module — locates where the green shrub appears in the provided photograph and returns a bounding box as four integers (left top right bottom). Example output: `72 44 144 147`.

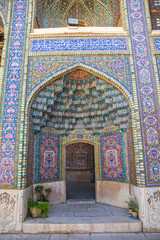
28 198 50 218
126 195 139 212
38 201 50 218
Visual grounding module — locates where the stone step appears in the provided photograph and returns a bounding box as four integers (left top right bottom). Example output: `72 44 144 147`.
22 216 142 234
22 203 142 234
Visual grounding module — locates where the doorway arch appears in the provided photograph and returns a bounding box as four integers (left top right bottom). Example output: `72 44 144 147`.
61 132 100 202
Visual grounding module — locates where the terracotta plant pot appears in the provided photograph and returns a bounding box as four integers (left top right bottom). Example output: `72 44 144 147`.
132 211 138 218
30 207 42 218
128 209 133 215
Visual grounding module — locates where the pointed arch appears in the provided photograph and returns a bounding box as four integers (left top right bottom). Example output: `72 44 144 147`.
27 64 134 110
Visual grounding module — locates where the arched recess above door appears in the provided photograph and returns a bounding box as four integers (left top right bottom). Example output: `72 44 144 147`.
35 0 121 28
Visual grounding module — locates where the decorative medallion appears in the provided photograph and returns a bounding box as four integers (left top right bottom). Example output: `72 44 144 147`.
150 161 160 181
148 148 160 159
141 86 153 95
2 142 14 155
144 116 157 126
131 0 141 11
131 12 142 19
143 97 155 114
1 157 13 168
136 44 147 57
137 59 149 67
147 128 158 145
133 20 143 33
134 34 145 42
139 69 150 84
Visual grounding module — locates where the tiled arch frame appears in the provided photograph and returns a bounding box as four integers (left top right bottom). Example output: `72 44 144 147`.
0 0 146 190
27 64 134 105
19 64 143 189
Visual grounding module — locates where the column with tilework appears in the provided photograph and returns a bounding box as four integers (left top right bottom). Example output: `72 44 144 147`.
0 0 30 189
127 0 160 187
0 0 31 233
127 0 160 231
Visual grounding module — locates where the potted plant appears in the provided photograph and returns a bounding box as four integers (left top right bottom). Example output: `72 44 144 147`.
28 198 42 218
131 198 139 218
126 195 135 214
28 198 50 218
126 195 139 218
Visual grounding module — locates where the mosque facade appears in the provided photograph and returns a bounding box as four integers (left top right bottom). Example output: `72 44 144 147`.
0 0 160 233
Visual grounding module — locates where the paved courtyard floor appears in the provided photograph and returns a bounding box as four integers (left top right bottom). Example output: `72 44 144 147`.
23 202 141 234
24 202 140 226
0 233 160 240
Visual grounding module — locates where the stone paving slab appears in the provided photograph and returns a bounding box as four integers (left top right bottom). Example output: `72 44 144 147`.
90 233 112 240
144 233 160 240
27 234 50 240
0 233 160 240
111 233 148 240
0 235 29 240
67 234 91 240
49 234 69 240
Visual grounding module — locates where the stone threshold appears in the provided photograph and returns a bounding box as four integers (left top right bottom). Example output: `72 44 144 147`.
67 199 95 204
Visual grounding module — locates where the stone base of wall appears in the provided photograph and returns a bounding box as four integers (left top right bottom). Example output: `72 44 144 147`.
1 183 160 233
130 185 160 232
0 186 32 233
33 181 66 205
96 181 129 208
